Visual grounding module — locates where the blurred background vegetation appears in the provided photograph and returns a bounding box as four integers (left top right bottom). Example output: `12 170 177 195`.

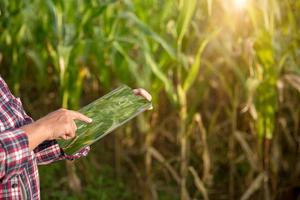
0 0 300 199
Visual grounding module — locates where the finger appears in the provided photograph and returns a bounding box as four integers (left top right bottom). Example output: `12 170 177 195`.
69 123 77 134
63 134 74 140
133 88 144 95
61 132 72 140
71 121 77 132
69 110 93 123
65 127 76 139
148 105 153 110
133 88 152 101
62 135 69 140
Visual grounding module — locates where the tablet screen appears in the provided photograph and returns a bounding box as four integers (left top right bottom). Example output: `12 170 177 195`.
58 85 152 155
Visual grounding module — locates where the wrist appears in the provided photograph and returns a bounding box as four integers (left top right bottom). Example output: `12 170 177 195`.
22 121 50 141
34 120 52 140
21 121 50 150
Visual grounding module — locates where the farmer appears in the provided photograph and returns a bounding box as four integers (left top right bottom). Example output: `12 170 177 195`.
0 75 151 199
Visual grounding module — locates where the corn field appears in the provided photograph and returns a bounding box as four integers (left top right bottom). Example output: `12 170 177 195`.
0 0 300 199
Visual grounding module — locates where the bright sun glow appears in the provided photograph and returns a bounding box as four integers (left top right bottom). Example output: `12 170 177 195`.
234 0 247 10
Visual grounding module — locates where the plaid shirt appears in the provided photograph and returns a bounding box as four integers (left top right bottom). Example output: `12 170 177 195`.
0 76 89 199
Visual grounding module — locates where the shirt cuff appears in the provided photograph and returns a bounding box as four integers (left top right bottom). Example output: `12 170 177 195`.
0 129 30 181
34 140 62 165
61 146 90 160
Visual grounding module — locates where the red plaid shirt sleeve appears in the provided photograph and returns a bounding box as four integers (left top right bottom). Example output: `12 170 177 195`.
34 140 89 165
0 76 90 199
0 76 89 165
0 128 30 182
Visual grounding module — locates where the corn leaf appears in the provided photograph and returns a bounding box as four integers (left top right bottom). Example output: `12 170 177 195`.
145 52 177 103
119 12 176 58
183 31 219 92
177 0 197 48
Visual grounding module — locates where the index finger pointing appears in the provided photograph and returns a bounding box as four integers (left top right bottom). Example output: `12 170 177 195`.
69 110 93 123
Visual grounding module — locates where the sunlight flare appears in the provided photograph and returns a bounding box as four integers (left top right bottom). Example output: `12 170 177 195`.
234 0 247 10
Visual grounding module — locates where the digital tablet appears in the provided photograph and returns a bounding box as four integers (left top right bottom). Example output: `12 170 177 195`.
58 85 152 155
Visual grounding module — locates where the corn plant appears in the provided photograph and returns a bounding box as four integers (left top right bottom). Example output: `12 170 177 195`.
1 0 300 199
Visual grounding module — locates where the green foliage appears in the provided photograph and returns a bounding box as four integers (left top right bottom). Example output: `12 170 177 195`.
177 0 197 50
39 161 131 200
1 0 300 199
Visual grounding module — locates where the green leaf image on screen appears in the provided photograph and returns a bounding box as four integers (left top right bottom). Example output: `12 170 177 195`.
57 85 152 155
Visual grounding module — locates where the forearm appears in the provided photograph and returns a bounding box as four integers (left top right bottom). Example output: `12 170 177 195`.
21 122 49 151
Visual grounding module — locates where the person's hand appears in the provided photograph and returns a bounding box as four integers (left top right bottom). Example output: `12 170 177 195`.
133 88 153 110
34 108 92 140
22 108 93 150
133 88 152 101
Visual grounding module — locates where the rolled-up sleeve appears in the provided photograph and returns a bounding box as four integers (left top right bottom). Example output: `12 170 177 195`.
0 128 30 182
